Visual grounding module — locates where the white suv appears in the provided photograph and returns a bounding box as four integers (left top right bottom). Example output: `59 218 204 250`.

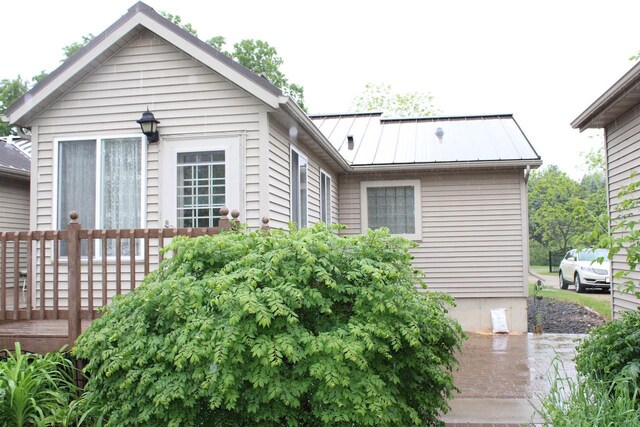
558 248 610 293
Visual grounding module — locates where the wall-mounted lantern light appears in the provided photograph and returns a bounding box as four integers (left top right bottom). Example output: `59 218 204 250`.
137 108 160 143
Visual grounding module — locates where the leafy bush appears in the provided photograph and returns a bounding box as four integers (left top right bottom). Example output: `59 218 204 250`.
529 239 548 266
75 224 465 426
0 343 79 427
536 360 640 425
575 310 640 387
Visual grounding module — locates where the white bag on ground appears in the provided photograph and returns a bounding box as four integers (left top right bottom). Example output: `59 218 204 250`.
491 308 509 334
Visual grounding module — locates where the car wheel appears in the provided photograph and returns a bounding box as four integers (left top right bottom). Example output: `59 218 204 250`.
559 271 568 290
574 273 584 293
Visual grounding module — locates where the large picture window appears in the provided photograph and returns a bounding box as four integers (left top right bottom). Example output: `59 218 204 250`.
291 148 308 227
361 180 421 240
56 136 145 255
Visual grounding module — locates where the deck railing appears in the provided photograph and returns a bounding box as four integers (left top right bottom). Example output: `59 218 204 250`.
0 207 262 346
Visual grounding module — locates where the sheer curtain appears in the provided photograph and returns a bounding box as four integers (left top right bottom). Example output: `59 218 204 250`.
58 140 96 229
58 140 96 256
102 137 141 255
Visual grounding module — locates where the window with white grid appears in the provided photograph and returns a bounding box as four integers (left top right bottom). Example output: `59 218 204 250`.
176 151 226 227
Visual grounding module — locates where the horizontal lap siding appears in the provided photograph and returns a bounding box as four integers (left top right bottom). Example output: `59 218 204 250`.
338 170 526 298
606 107 640 315
34 29 267 231
0 177 30 284
268 125 291 229
30 30 269 301
268 122 339 229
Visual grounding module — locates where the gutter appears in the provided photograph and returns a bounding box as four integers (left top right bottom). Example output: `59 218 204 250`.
571 61 640 131
280 98 351 172
0 165 30 181
349 159 542 173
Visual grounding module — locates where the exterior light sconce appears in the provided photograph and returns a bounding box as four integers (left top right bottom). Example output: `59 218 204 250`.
137 108 160 143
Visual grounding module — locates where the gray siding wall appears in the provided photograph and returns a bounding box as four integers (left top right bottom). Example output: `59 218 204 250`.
267 122 339 229
32 29 269 231
0 176 29 286
27 29 270 307
338 169 527 298
606 106 640 316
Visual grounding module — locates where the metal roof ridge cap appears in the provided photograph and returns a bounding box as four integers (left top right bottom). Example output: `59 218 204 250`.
379 113 514 123
308 111 384 118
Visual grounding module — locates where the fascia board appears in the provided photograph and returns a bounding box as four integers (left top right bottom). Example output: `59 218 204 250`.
7 13 279 125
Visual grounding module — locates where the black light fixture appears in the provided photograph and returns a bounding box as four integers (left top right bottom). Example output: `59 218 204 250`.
137 108 160 143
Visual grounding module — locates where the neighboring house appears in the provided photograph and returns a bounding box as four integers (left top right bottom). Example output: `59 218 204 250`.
572 61 640 317
2 2 541 332
0 136 31 285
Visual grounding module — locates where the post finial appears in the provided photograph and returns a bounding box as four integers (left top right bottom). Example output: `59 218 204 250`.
231 209 240 220
69 211 79 222
220 207 230 217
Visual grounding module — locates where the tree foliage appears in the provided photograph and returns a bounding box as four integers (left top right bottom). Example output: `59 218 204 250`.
74 225 464 426
528 153 607 256
62 34 95 60
352 83 439 117
0 77 28 135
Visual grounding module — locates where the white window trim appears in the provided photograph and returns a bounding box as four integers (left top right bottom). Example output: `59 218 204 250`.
290 145 309 227
161 135 241 228
53 134 148 231
360 179 422 241
320 169 332 224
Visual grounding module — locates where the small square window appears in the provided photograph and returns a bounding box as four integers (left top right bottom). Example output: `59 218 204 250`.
361 180 421 240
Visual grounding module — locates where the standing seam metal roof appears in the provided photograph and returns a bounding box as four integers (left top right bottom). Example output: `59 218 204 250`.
309 113 541 166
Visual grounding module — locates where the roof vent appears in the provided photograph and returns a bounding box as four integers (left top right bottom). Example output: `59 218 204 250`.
435 127 444 143
347 134 354 150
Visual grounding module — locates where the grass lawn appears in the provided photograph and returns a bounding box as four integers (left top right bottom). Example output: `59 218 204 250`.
528 282 612 320
530 265 555 275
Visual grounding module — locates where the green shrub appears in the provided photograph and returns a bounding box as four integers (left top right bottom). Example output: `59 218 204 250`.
536 360 640 426
575 310 640 387
0 343 79 427
75 224 465 426
529 239 548 266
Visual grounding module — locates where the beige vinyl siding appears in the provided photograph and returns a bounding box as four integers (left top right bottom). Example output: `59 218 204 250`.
0 177 29 286
268 124 291 229
606 107 640 316
33 29 268 232
29 29 270 306
339 169 527 298
268 122 340 229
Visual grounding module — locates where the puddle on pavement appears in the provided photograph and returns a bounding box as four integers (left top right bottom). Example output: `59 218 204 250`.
453 333 584 400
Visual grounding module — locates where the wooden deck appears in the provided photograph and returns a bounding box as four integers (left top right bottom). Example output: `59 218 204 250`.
0 319 92 353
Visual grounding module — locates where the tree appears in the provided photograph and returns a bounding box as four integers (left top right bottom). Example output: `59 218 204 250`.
62 34 95 60
161 12 307 111
528 166 582 253
352 83 439 117
230 39 306 111
0 76 29 135
74 225 464 426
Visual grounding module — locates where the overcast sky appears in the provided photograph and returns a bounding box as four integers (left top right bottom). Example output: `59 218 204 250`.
4 0 639 179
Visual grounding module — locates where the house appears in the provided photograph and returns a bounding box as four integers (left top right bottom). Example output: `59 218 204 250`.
572 61 640 317
2 2 541 333
0 136 30 285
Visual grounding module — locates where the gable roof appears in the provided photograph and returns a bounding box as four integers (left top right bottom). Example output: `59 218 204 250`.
309 113 541 170
3 1 284 128
0 136 30 179
572 61 640 131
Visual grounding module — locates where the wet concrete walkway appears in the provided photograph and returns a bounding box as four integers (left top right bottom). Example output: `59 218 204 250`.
442 333 584 426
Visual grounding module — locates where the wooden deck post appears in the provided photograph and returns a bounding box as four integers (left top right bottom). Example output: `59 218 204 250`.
67 212 81 348
219 207 231 230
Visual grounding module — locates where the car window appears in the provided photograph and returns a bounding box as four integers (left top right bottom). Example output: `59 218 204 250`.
579 248 609 262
